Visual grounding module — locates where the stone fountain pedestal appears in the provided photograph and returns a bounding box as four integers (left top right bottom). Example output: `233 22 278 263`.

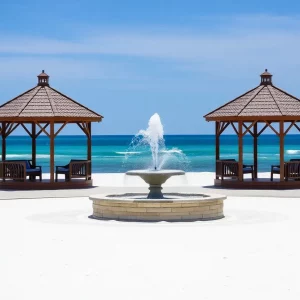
126 169 185 199
90 193 226 221
90 169 226 222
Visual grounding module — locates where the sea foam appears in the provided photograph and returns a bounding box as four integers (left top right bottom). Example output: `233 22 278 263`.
286 150 300 155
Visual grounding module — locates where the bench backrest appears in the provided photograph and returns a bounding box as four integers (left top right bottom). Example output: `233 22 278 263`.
3 160 32 169
285 161 300 179
69 160 91 177
0 161 27 180
216 160 238 176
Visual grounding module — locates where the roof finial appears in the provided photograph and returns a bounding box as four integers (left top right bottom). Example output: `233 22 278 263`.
260 69 272 86
37 70 49 87
265 69 268 72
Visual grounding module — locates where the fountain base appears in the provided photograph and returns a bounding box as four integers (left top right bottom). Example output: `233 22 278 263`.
148 185 163 199
90 193 226 222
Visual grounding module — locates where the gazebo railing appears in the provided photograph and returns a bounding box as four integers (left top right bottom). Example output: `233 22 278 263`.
216 160 239 180
216 159 254 180
0 161 26 181
285 161 300 180
56 159 91 182
69 160 91 180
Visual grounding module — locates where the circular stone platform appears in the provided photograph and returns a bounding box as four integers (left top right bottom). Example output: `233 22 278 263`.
90 193 226 222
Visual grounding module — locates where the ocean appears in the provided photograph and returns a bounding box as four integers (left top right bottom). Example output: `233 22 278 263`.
2 135 300 173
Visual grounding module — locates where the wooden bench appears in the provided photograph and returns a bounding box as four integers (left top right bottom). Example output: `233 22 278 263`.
55 160 91 182
0 160 42 181
216 159 254 180
271 160 300 181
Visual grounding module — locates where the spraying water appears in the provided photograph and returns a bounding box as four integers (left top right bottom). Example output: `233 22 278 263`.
124 113 190 171
138 113 164 170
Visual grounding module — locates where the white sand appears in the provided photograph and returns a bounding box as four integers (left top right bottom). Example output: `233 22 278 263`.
1 172 300 300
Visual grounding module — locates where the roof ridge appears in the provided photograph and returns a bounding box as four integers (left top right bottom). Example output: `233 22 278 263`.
237 85 265 116
18 86 41 116
267 85 284 116
47 86 103 118
204 85 261 118
0 86 38 111
44 86 57 116
271 85 300 102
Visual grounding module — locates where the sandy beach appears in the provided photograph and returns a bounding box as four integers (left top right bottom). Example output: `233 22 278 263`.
0 172 300 299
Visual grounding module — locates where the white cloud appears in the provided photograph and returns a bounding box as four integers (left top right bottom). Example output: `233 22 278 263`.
1 14 300 83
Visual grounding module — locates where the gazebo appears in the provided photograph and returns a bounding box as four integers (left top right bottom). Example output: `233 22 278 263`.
204 70 300 188
0 71 103 189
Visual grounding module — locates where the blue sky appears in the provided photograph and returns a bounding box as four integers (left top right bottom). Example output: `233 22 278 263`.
1 0 300 134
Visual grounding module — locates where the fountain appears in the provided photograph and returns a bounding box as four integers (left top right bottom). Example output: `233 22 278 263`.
90 113 226 221
126 113 185 199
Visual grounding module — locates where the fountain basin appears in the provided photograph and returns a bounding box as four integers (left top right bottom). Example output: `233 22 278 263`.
126 170 185 184
90 193 226 222
126 169 185 199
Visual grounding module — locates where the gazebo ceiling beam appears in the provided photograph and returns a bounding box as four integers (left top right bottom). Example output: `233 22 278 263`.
242 121 257 137
242 124 254 137
220 121 226 132
5 123 20 138
2 122 7 133
293 123 300 133
230 122 239 135
265 121 280 136
77 122 90 137
54 122 68 138
83 122 91 138
284 121 296 136
77 122 86 135
257 123 270 136
35 122 50 138
20 123 33 138
219 122 230 135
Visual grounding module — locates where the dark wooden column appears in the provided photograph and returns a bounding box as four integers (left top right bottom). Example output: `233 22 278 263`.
87 122 92 161
279 121 284 182
215 122 220 179
32 122 36 166
238 121 243 181
50 122 55 183
87 122 92 179
1 122 6 161
253 122 258 179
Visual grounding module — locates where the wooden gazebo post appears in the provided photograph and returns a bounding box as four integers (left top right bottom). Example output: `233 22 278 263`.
253 122 258 179
215 122 220 177
32 122 36 167
238 121 243 181
279 120 284 182
87 122 92 179
1 122 6 161
50 122 55 183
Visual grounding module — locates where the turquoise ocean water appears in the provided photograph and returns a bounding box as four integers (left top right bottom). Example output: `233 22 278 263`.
3 135 300 173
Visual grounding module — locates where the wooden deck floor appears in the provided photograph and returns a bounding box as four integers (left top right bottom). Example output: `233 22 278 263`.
215 178 300 189
0 179 93 190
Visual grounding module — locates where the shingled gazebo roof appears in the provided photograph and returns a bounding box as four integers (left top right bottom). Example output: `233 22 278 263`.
0 71 103 122
204 70 300 121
